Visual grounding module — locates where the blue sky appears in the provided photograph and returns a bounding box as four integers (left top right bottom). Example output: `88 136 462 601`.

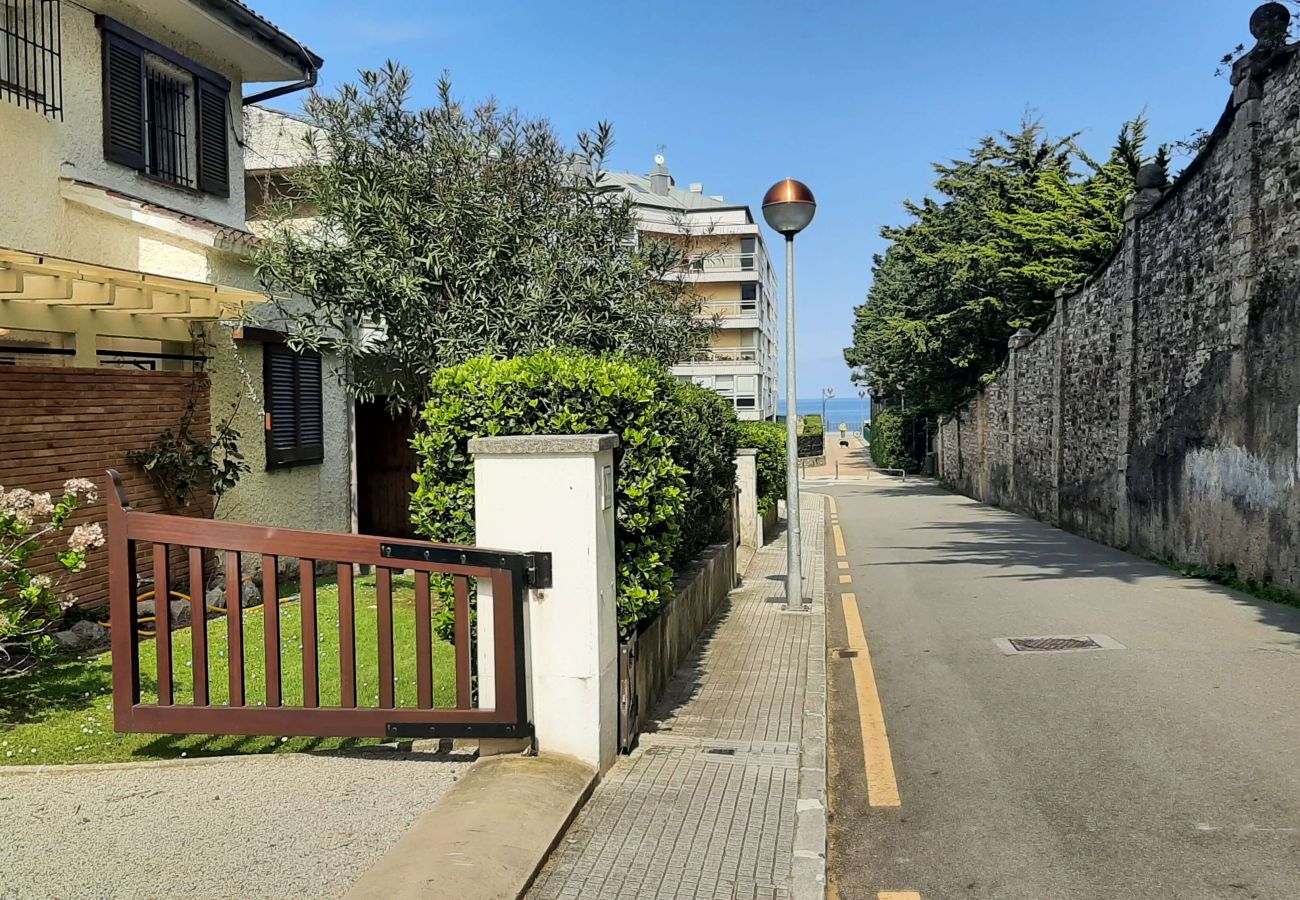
254 0 1266 397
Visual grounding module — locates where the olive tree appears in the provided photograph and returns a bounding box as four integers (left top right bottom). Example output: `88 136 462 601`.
255 62 709 411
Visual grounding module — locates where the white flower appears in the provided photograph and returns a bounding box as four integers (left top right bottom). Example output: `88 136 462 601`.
30 574 52 591
29 493 54 516
62 478 98 502
67 523 105 553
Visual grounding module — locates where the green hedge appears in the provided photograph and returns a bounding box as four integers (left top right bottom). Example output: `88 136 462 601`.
410 351 737 638
732 421 786 515
868 408 920 473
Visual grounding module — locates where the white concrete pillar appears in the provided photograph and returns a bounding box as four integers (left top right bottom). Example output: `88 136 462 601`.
735 449 760 549
470 434 619 774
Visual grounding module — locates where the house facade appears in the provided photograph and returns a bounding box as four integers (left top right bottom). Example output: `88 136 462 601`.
605 159 780 420
0 0 350 605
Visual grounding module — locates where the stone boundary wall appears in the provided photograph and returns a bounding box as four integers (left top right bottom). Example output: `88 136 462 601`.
938 35 1300 593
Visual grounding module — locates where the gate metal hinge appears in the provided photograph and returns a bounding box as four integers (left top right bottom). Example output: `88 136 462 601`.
525 552 553 589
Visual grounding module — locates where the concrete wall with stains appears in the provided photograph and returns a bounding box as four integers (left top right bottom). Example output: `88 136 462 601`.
938 36 1300 593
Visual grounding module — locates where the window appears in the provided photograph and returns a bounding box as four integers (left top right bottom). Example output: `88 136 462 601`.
263 344 324 468
740 237 756 271
98 16 229 195
0 0 62 118
740 283 758 312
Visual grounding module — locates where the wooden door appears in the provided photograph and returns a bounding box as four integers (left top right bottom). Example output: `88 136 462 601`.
355 400 421 539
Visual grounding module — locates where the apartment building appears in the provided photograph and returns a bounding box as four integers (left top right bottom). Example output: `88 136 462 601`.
604 158 779 420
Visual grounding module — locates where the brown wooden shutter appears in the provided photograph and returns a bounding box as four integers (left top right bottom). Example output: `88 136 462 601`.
102 32 146 170
195 80 230 197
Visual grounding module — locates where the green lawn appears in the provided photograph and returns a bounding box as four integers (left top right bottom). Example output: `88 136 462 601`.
0 573 460 765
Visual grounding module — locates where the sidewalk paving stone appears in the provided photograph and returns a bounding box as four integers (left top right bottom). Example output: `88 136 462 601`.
527 494 827 900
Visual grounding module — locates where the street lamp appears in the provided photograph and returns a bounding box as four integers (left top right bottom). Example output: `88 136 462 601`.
821 387 835 433
858 389 867 434
763 178 816 610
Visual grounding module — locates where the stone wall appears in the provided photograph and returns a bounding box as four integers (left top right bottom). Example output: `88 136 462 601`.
625 538 736 748
938 34 1300 593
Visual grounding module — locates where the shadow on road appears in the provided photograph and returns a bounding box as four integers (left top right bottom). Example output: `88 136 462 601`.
830 482 1300 641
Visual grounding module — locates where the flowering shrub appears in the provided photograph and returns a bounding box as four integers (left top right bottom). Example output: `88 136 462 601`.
0 479 105 673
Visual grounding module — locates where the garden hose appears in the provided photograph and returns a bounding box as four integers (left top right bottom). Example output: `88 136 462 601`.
99 578 299 638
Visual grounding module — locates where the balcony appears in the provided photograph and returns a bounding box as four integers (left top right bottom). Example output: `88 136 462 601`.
702 299 759 319
683 347 760 364
673 253 774 282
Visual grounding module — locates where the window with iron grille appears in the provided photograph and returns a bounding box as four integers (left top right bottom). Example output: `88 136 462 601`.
0 0 62 118
263 343 324 468
97 16 229 196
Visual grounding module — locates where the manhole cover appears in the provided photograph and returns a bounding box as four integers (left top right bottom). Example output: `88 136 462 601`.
993 634 1124 655
1009 636 1101 652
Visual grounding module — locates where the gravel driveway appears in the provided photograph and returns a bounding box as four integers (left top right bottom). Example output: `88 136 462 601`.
0 749 471 899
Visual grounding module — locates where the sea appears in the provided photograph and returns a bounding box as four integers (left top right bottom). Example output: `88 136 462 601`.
776 398 871 428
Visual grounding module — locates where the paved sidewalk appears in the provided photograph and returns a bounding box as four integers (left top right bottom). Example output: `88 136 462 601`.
528 494 827 900
800 435 872 479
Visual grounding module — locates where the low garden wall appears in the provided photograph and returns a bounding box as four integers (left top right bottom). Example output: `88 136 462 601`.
0 366 211 609
624 536 736 747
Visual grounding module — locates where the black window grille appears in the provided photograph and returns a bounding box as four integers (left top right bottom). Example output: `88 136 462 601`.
0 0 63 119
98 16 229 196
145 62 191 187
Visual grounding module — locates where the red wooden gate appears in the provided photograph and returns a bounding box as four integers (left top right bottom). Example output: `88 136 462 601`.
105 470 538 740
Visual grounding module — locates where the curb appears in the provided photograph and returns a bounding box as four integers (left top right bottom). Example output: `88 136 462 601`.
345 752 596 900
793 493 829 899
0 739 451 776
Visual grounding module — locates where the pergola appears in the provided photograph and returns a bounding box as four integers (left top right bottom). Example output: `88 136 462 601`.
0 246 266 365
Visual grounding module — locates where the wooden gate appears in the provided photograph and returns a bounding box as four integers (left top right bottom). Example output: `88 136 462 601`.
105 470 540 740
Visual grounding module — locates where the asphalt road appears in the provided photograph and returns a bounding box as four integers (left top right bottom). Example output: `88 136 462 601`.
821 478 1300 900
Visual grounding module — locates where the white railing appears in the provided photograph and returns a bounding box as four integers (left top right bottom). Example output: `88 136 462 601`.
685 348 760 364
676 253 767 276
701 301 760 319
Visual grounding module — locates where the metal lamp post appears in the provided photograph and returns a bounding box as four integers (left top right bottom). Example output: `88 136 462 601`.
858 389 867 434
762 178 816 609
821 387 835 433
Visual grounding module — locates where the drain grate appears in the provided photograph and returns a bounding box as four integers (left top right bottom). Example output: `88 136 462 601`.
1009 636 1101 652
704 747 736 756
832 648 859 659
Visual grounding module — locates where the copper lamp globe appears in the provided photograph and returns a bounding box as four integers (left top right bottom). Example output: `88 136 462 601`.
762 178 817 236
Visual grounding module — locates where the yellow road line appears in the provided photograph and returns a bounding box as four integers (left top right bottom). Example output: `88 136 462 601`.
879 893 921 900
838 561 849 570
840 592 901 807
833 524 847 557
826 495 838 515
839 574 852 584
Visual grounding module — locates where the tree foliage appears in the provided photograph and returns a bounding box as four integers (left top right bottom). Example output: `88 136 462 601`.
410 351 736 638
255 63 710 412
732 421 786 515
844 117 1153 416
868 409 919 474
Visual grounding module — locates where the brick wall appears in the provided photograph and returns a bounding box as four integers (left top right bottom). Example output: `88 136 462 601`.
939 42 1300 593
0 366 212 609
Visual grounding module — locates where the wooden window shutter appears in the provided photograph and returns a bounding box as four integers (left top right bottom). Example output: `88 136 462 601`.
102 32 146 170
264 344 325 468
195 80 230 197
